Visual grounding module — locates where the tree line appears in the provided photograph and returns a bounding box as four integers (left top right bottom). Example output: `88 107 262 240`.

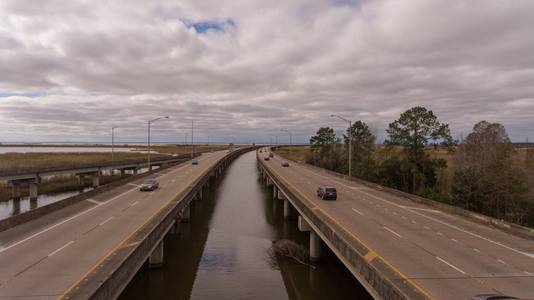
308 106 533 227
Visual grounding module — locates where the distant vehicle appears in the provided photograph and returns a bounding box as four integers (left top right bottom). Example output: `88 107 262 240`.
192 159 199 165
140 179 159 191
269 153 274 158
264 157 270 161
281 161 290 167
317 186 337 200
470 295 518 300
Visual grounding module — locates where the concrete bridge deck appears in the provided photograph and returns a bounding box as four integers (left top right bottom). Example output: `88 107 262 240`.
258 149 534 300
0 149 250 299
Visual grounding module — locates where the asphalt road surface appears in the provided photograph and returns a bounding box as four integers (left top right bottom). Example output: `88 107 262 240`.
0 151 228 300
261 149 534 300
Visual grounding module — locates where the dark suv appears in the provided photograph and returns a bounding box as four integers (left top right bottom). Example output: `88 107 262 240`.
140 179 159 191
317 186 337 200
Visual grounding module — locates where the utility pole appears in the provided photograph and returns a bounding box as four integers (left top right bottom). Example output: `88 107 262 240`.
147 116 169 171
191 120 194 159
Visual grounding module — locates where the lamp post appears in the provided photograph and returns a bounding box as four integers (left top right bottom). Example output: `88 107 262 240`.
331 114 352 178
148 116 169 171
280 129 292 145
111 126 119 163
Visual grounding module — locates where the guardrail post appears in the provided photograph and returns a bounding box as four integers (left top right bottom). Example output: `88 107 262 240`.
149 240 164 268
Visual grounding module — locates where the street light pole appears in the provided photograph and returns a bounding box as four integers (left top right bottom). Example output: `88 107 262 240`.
280 129 292 145
331 114 352 179
190 120 194 159
111 126 118 163
147 116 169 171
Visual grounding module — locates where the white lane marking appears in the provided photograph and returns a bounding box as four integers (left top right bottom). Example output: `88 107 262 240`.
423 226 431 230
401 206 441 213
473 248 481 253
497 259 506 264
130 201 139 207
384 226 402 238
401 216 407 220
411 220 417 224
524 271 533 276
99 217 114 226
451 238 458 243
127 183 140 188
437 232 444 236
393 212 398 216
295 165 534 259
48 241 74 257
86 199 101 205
352 208 364 216
0 183 139 253
436 257 467 274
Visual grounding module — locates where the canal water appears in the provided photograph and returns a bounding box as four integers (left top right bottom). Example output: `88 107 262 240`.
120 151 370 299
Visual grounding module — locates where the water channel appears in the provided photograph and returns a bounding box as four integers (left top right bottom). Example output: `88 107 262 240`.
120 151 371 299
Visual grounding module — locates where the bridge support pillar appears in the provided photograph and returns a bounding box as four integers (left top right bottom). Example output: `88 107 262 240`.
283 199 294 219
272 185 277 199
149 240 164 268
92 174 100 187
78 175 85 187
11 182 21 200
29 182 38 200
120 169 126 176
310 231 322 262
133 168 138 175
181 205 190 222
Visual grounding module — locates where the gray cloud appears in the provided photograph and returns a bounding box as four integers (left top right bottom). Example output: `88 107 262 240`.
0 0 533 144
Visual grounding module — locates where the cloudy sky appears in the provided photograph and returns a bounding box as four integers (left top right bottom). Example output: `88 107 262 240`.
1 0 533 144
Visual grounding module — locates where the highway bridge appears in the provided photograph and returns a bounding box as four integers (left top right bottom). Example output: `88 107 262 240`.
257 148 534 300
0 148 253 299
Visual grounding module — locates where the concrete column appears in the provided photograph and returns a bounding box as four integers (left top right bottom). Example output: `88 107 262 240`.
181 205 190 222
272 185 277 199
283 199 293 219
149 240 164 268
133 168 138 175
277 190 285 200
310 231 322 262
29 182 38 200
195 189 203 201
120 169 126 177
11 182 21 200
169 220 176 234
78 175 85 187
92 174 100 187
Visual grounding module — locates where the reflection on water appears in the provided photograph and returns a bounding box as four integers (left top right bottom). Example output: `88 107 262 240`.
120 151 370 300
0 188 93 220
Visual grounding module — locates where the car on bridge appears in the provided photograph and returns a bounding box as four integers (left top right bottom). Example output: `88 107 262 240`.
264 157 270 161
140 179 159 191
192 159 199 165
317 186 337 200
281 161 289 167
